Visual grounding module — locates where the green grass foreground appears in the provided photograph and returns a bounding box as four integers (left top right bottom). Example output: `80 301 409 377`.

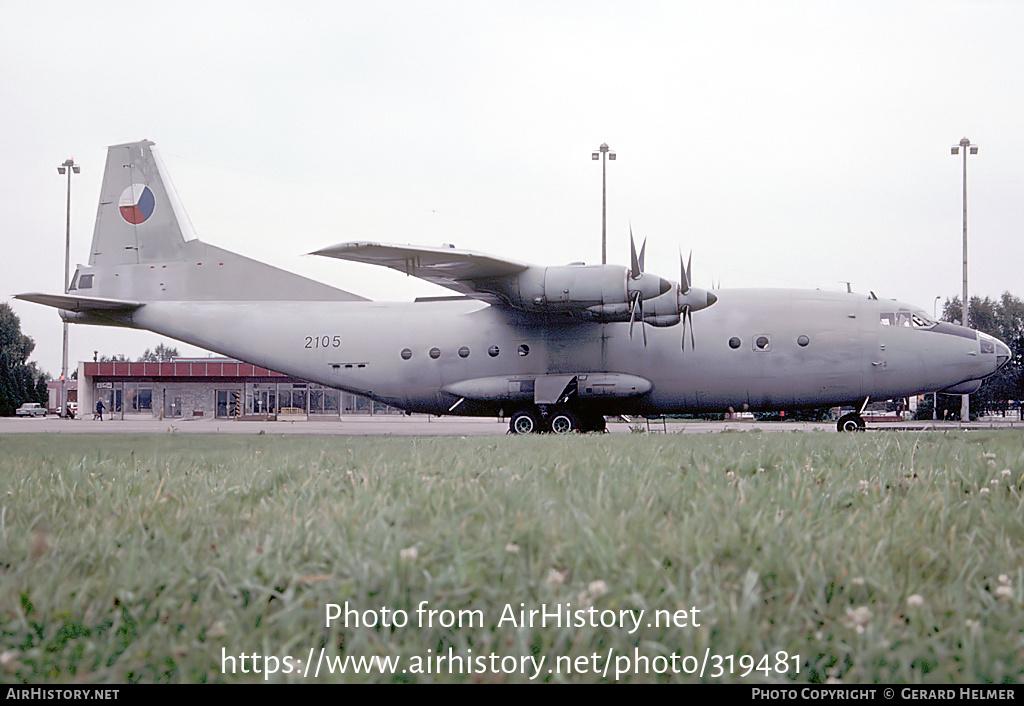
0 430 1022 684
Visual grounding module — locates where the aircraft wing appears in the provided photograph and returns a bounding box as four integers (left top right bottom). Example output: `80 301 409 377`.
14 293 143 312
312 242 530 296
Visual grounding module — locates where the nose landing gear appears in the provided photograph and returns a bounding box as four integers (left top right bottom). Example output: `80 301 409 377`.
836 412 866 432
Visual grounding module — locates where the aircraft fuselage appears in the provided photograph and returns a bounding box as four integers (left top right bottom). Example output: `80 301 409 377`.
117 287 1003 418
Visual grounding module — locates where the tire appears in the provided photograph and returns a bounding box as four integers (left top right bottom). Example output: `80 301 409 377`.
510 409 540 435
837 413 865 432
549 411 579 435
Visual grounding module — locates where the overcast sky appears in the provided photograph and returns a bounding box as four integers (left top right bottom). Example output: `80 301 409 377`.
3 0 1023 375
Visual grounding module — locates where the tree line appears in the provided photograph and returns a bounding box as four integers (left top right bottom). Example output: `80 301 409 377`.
0 304 48 416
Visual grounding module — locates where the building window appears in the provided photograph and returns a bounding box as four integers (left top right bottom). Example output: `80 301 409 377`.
124 384 153 412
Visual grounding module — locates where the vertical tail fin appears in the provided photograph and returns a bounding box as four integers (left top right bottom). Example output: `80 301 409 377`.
90 140 194 266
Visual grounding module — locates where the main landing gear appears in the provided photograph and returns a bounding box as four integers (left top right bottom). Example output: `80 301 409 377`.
508 406 606 434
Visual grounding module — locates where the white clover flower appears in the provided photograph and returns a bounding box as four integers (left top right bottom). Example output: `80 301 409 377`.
546 568 566 585
907 594 924 609
995 585 1013 602
845 606 872 631
965 619 981 637
851 577 865 586
400 546 418 561
0 649 23 674
998 574 1010 585
858 480 869 492
980 487 990 495
588 580 609 599
505 542 520 554
1001 469 1012 477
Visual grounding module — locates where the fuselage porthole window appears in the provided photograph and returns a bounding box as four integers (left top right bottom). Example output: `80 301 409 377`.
754 335 771 351
458 346 470 358
728 337 741 349
429 347 441 359
400 348 412 360
797 335 810 347
518 344 530 357
488 345 500 358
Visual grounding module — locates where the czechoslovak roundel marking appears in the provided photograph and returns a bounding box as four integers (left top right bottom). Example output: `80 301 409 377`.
119 184 156 225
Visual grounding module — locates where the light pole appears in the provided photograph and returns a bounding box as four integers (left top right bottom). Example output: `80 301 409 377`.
934 296 941 420
57 158 80 418
591 143 616 265
951 137 977 422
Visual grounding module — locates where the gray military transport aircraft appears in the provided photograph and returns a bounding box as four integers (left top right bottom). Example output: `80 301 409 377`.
17 140 1012 433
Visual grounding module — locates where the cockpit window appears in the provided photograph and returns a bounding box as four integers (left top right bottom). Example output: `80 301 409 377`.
882 309 935 329
910 313 934 329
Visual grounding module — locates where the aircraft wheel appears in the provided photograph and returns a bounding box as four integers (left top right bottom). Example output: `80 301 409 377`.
549 410 579 435
510 409 541 435
837 413 865 432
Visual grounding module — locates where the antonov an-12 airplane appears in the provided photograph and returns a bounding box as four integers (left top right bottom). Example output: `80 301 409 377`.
17 140 1011 432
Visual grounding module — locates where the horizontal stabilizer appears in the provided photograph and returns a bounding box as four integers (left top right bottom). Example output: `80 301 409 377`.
15 292 142 312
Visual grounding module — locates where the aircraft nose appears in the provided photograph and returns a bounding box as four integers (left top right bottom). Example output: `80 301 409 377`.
706 291 718 307
995 338 1011 370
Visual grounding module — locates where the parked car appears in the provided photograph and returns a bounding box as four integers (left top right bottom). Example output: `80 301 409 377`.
16 403 47 417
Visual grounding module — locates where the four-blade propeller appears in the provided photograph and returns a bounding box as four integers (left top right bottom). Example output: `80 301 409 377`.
680 250 695 352
625 228 716 352
628 226 648 347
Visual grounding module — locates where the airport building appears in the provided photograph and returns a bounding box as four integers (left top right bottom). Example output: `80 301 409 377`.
77 358 400 421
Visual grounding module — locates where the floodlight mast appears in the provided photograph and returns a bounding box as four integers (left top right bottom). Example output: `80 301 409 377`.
950 137 977 423
592 143 616 265
57 158 80 418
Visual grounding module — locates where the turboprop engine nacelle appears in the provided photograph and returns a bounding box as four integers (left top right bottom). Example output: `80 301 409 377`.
485 265 672 322
640 284 719 327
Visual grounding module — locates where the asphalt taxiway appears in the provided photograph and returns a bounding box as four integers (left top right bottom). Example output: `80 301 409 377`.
1 415 1020 436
